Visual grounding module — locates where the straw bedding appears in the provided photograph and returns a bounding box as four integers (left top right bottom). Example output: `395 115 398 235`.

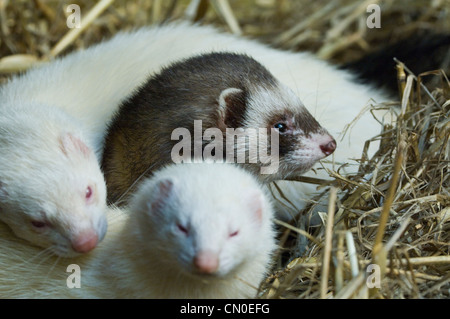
0 0 448 299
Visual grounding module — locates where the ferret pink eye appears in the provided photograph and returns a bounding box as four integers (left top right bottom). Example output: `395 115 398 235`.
177 224 189 235
229 230 239 238
31 221 47 228
85 186 93 199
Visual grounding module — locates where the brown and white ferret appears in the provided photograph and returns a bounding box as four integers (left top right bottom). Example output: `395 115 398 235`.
102 52 336 205
0 162 276 299
94 21 391 216
0 20 390 254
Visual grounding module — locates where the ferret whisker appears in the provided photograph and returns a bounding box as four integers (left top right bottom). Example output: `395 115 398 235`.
27 246 55 263
7 246 55 272
314 71 321 119
106 208 127 226
113 162 159 206
43 255 62 282
102 52 335 206
285 61 302 102
34 248 61 266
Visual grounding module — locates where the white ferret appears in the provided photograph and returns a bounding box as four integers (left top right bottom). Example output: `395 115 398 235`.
94 22 391 215
0 20 390 254
124 23 392 218
0 22 205 255
0 162 276 299
0 105 107 256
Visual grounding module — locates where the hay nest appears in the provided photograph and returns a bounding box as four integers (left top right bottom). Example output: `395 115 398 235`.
0 0 449 299
262 65 450 299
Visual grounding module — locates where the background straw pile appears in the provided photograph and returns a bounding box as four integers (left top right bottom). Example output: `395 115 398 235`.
0 0 449 299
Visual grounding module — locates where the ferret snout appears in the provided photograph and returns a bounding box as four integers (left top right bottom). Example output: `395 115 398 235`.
306 133 337 160
193 250 219 274
320 138 337 156
71 229 98 253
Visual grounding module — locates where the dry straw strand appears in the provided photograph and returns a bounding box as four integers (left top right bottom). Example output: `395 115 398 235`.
49 0 115 58
1 0 449 299
320 187 338 299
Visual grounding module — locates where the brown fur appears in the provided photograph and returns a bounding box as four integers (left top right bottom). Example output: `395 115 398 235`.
101 52 326 205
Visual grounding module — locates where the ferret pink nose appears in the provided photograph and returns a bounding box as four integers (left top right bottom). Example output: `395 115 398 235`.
72 230 98 253
320 139 337 156
194 251 219 274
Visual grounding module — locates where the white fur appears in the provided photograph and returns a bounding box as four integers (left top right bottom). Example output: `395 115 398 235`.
0 23 208 253
2 20 389 158
0 20 393 252
112 21 392 216
0 163 276 298
0 103 107 256
83 21 392 214
61 21 391 215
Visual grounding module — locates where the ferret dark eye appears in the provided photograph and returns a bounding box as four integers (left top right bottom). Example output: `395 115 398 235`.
31 220 47 229
273 123 287 133
229 230 239 238
85 186 93 199
177 223 189 235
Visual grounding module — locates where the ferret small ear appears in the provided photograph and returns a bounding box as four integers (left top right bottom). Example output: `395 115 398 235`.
59 133 92 158
246 189 264 224
150 178 174 215
218 88 246 130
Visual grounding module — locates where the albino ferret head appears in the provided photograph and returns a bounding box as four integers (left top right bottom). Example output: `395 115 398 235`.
131 162 276 279
0 106 107 257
